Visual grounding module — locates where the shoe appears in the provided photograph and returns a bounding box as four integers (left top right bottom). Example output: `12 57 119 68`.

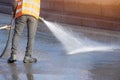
23 56 37 63
8 54 17 63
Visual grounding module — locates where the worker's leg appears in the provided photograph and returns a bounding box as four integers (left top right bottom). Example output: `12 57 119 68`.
24 16 37 63
25 16 37 56
8 16 26 63
11 16 27 54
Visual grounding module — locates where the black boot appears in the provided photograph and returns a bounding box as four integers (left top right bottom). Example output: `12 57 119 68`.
23 56 37 63
8 54 16 63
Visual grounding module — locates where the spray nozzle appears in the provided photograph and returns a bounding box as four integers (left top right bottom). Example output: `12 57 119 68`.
39 17 44 22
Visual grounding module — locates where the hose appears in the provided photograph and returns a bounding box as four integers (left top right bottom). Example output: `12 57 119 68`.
0 19 14 58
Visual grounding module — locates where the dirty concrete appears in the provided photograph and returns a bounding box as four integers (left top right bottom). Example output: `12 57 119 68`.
0 13 120 80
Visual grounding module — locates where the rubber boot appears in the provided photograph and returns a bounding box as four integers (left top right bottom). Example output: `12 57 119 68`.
23 56 37 63
8 54 17 63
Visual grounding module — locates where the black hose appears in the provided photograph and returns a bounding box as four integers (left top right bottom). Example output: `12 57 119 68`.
0 19 14 58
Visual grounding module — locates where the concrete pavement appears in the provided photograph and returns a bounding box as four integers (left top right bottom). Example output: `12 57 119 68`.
0 13 120 80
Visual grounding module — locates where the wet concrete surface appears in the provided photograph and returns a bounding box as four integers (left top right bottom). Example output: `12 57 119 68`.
0 13 120 80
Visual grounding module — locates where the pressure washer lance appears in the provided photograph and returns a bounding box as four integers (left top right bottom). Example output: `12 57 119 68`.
39 17 44 22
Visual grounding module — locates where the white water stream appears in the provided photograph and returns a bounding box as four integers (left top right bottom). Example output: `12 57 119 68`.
43 20 118 54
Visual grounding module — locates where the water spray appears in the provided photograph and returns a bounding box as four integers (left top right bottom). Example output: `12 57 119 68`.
38 17 118 55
